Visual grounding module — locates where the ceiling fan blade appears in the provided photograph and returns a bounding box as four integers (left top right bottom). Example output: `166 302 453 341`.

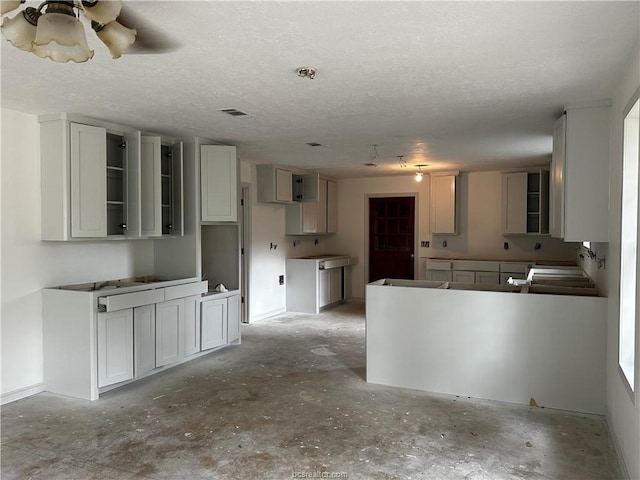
116 5 182 54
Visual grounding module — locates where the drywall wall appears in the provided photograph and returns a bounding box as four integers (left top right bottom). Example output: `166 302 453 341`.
327 172 577 299
202 224 240 290
0 109 155 402
603 42 640 480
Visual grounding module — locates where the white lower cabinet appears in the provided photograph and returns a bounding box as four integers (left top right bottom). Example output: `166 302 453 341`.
134 304 156 378
318 268 344 309
452 271 475 283
97 309 134 388
183 295 201 356
201 297 227 350
475 272 501 285
155 298 185 367
201 293 241 350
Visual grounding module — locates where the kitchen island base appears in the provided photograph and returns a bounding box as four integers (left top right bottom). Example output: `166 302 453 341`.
366 279 606 414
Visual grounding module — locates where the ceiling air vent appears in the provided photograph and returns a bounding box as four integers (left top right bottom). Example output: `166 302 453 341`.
219 108 249 117
306 142 324 147
364 162 377 167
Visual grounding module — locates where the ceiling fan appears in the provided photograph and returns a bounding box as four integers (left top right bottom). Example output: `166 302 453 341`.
0 0 180 63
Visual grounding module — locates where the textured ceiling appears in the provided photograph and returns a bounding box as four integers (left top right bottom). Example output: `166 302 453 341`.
1 1 638 178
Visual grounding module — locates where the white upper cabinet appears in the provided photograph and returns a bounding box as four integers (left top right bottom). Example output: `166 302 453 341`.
293 173 319 202
550 103 611 242
201 145 238 222
502 170 549 235
39 114 185 241
257 165 293 203
140 136 162 237
285 176 337 235
70 123 107 238
430 173 458 235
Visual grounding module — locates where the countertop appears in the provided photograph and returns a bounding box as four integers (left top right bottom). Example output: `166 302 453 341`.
49 276 202 295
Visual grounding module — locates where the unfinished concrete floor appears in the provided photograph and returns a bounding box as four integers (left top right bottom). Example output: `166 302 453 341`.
1 301 622 479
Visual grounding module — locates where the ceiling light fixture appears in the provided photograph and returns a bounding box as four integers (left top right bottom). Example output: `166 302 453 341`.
397 155 407 168
296 66 316 79
415 164 428 182
0 0 136 62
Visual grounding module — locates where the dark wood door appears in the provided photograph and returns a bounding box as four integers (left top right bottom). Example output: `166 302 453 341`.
369 197 415 282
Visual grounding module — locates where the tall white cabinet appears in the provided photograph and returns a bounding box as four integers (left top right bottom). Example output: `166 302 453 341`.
550 103 611 242
201 145 238 222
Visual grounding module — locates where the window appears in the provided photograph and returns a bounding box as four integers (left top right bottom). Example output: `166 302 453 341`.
619 96 639 392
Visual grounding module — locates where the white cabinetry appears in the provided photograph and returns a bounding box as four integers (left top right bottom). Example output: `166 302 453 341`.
319 268 344 308
134 304 155 378
201 297 227 350
286 177 337 235
201 145 238 222
39 114 184 240
97 309 134 388
430 173 458 235
550 103 611 242
502 170 549 235
183 295 201 357
155 298 185 367
70 123 107 238
201 293 241 350
257 165 293 203
140 136 162 236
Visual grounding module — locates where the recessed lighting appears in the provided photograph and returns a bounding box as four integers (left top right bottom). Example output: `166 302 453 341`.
296 67 316 79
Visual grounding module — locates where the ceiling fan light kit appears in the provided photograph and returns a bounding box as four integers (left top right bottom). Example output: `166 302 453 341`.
0 0 135 63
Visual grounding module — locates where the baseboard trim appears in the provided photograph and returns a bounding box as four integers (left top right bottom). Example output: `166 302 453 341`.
250 307 286 323
605 405 632 480
1 383 45 405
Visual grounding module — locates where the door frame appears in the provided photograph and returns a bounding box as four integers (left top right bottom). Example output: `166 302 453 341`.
364 193 419 287
241 184 251 323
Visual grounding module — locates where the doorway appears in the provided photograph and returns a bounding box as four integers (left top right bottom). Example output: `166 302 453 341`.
368 196 416 282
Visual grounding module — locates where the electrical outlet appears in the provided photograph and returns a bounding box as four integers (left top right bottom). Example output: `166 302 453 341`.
504 242 509 250
279 275 284 285
421 241 430 248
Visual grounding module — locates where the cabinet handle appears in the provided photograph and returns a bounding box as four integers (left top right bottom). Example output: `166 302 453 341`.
120 223 127 230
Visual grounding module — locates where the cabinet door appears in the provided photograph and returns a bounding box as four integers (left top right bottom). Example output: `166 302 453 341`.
97 309 134 388
275 168 293 202
476 272 500 285
227 294 241 344
134 304 155 378
183 295 201 357
302 201 318 233
502 172 527 234
201 297 227 350
327 180 338 233
169 141 184 236
70 122 107 238
141 136 162 237
452 271 475 283
155 298 184 367
550 115 566 239
430 174 457 235
329 267 343 304
318 269 331 308
427 269 452 282
124 131 141 237
201 145 238 222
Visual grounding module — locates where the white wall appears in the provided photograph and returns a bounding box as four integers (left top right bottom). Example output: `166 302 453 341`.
0 109 155 400
603 43 640 480
328 172 577 299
